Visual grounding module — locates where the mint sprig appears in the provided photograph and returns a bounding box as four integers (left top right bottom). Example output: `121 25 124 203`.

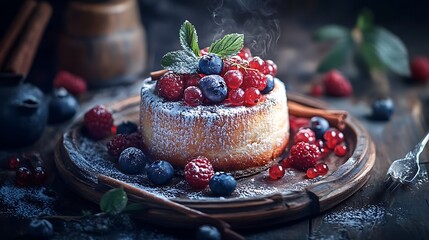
100 187 128 215
209 33 244 58
179 20 200 57
161 50 199 74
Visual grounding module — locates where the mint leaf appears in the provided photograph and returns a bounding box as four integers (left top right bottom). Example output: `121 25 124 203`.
362 27 410 76
100 187 128 215
179 20 200 57
209 33 244 58
357 9 374 31
314 25 349 42
317 36 354 72
161 50 199 74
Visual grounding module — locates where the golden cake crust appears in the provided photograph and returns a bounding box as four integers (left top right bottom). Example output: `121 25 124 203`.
140 78 289 176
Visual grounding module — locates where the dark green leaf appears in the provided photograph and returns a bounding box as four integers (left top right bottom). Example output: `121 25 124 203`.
314 25 349 42
122 203 148 214
317 36 354 72
357 9 374 31
179 20 200 57
362 27 410 76
209 33 244 58
161 50 199 74
100 187 128 214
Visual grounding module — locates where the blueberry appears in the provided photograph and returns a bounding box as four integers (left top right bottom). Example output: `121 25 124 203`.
196 225 221 240
261 75 275 94
209 172 236 196
118 147 147 174
198 53 223 75
48 88 79 124
371 98 394 121
198 75 228 103
117 121 138 134
146 160 174 185
27 219 54 239
310 116 330 139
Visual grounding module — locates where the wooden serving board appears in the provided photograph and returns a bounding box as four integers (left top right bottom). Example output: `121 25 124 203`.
54 93 375 229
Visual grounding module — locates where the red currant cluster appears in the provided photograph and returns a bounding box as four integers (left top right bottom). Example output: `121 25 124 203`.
269 116 348 180
5 153 48 187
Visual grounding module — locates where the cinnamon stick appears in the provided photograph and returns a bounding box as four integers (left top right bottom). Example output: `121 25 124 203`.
5 1 52 76
97 174 244 240
288 100 348 130
150 69 168 80
0 0 37 69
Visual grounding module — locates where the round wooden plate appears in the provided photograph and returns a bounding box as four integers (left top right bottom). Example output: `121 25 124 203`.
54 93 375 229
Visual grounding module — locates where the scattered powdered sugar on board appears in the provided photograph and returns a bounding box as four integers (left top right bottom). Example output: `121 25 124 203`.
324 205 386 230
0 180 56 218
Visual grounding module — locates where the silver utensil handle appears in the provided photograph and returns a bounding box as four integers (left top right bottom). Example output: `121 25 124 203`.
406 131 429 158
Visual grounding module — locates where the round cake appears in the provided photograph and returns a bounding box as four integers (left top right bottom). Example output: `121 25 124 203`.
140 77 289 176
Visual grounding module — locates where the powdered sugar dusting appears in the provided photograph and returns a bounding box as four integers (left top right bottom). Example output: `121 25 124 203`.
324 205 386 230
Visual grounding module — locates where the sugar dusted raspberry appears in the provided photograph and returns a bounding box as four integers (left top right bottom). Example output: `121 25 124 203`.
84 105 114 140
184 156 214 189
242 69 266 90
289 142 320 171
157 72 184 101
53 71 87 95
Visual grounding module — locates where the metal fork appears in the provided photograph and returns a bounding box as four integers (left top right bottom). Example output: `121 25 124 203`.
385 131 429 192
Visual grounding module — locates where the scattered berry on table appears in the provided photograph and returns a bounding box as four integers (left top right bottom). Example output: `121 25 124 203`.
146 160 174 185
8 156 21 170
371 98 394 121
269 164 285 180
157 72 184 101
48 88 79 124
116 121 138 134
261 74 275 94
15 166 33 187
243 87 261 106
198 53 223 75
33 166 48 185
315 163 329 175
238 47 252 60
310 116 330 139
334 145 347 157
84 105 114 140
26 219 54 239
196 225 221 240
410 56 429 83
53 70 87 95
294 128 316 144
242 69 266 90
289 142 321 171
198 75 228 103
323 70 352 97
228 88 245 106
184 156 215 189
323 128 344 149
224 70 243 89
249 56 265 72
118 147 147 174
209 172 237 196
184 86 204 107
183 74 201 87
306 167 318 179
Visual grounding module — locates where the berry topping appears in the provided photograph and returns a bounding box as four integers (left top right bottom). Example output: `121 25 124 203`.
249 56 265 71
228 88 245 106
53 71 87 95
184 156 215 189
33 166 48 185
410 56 429 82
116 121 138 134
289 142 321 171
184 86 204 107
280 157 293 169
118 147 147 174
200 47 209 56
107 133 144 159
209 172 237 196
8 156 21 170
146 160 174 185
315 163 329 175
196 225 221 240
371 98 394 121
243 87 261 106
224 70 243 89
183 74 201 87
323 70 352 97
238 47 252 60
294 128 316 144
310 116 330 139
334 145 347 157
323 128 344 149
242 69 266 90
261 75 275 94
269 164 285 180
198 75 228 103
198 53 223 75
289 116 310 133
157 72 184 101
48 88 79 124
27 219 54 239
15 166 33 187
84 105 114 140
263 60 278 76
306 167 318 179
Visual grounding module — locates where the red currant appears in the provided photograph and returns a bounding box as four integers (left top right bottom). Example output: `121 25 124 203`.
315 163 329 175
8 156 21 170
323 128 344 149
306 167 318 179
244 87 261 106
33 166 48 185
184 86 204 107
222 56 243 74
280 157 293 169
263 60 278 76
334 145 347 157
294 128 316 144
238 47 252 60
228 88 245 106
249 56 265 71
269 164 285 180
224 70 243 89
15 166 33 187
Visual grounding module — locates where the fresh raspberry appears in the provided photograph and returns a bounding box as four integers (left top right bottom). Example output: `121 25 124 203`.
242 69 266 90
323 70 352 97
410 56 429 83
294 128 316 144
289 142 320 171
184 156 214 189
249 56 265 71
156 72 184 101
262 60 278 76
183 74 201 87
53 71 87 95
107 132 144 158
84 105 114 140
